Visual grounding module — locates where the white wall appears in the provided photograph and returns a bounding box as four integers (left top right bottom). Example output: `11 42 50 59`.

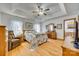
0 12 78 39
0 12 41 36
33 23 41 33
0 13 1 24
0 12 32 36
41 14 78 39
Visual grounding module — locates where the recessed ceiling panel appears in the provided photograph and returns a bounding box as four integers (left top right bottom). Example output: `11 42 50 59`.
0 3 79 22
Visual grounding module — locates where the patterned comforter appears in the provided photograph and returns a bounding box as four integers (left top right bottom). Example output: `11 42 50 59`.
24 31 48 49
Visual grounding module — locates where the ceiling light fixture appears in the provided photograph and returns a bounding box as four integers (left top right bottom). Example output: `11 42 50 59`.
32 5 50 16
39 12 43 15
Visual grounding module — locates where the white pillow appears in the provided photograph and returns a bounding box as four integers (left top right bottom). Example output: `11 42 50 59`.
25 32 36 41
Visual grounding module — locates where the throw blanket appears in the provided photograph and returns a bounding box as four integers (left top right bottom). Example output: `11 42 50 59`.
24 31 48 49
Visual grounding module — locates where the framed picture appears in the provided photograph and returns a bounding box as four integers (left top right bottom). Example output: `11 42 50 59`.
24 22 33 30
57 24 62 29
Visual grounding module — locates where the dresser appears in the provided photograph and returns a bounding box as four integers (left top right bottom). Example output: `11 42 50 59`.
47 31 57 39
62 43 79 56
0 25 6 56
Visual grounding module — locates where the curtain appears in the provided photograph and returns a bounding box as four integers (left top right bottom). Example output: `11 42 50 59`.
33 24 41 33
10 21 23 36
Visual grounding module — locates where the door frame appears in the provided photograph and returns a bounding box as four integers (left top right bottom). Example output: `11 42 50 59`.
63 18 76 40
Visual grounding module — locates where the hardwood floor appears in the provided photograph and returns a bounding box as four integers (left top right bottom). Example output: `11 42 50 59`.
8 39 64 56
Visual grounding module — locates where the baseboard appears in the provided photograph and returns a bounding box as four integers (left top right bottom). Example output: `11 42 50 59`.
57 38 64 41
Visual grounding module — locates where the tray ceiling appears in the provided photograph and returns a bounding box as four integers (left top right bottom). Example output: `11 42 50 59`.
0 3 79 22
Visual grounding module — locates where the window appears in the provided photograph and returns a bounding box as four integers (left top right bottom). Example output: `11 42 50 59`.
33 24 41 33
11 21 23 36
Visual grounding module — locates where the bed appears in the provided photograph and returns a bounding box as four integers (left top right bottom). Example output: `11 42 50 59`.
24 30 48 49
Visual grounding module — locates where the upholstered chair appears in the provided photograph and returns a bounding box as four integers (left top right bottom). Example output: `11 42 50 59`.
8 31 21 51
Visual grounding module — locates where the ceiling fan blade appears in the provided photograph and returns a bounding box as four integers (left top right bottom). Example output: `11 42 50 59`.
32 11 38 13
38 14 40 16
44 8 50 11
38 6 43 11
38 6 40 8
44 13 47 15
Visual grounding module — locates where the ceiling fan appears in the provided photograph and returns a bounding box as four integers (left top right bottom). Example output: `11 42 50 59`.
32 5 50 16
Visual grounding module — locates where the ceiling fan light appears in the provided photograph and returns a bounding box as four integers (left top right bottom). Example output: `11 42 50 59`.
39 12 43 15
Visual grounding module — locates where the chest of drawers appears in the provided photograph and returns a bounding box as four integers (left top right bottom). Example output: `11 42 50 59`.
47 31 57 39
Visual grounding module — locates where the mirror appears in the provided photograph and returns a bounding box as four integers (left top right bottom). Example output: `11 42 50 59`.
46 23 54 32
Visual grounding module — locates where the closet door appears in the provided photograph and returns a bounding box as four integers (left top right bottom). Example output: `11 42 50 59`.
64 18 76 46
